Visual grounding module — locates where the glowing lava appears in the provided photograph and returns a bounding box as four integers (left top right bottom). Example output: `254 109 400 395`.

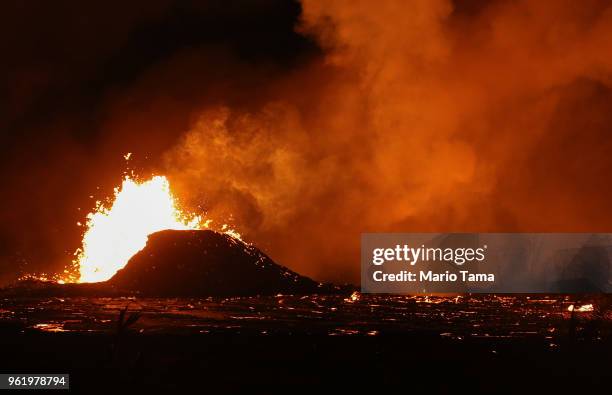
75 175 204 283
567 303 594 312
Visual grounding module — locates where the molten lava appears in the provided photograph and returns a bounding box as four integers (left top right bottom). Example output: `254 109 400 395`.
74 175 212 283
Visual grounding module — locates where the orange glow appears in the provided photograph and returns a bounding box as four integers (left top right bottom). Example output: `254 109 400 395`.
344 291 360 303
73 175 241 283
567 304 594 312
75 176 201 282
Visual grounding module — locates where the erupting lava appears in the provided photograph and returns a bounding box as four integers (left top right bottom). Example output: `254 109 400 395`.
73 175 230 283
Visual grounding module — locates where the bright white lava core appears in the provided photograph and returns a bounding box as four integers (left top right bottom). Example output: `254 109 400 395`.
75 176 202 283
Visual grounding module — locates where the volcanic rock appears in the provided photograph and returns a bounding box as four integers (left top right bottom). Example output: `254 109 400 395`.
107 230 330 296
0 279 118 298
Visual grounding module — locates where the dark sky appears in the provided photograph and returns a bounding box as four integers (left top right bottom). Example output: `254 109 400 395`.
2 0 612 285
0 0 318 282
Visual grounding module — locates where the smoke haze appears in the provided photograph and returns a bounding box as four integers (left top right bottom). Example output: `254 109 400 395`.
2 0 612 283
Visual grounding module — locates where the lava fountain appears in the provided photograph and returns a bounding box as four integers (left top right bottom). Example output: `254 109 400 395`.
73 175 226 283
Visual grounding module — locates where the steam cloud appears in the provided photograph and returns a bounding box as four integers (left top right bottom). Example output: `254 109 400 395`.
2 0 612 283
165 0 612 282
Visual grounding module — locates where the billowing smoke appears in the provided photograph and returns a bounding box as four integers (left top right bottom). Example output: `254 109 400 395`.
163 0 612 282
2 0 612 284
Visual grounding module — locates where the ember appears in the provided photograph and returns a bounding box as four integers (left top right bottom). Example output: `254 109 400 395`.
568 303 595 312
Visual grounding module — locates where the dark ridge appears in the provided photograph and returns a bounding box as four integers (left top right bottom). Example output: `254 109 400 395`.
107 229 337 296
1 230 350 297
0 279 117 298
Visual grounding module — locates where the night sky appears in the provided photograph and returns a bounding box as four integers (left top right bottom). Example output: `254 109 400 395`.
2 0 612 284
0 0 316 282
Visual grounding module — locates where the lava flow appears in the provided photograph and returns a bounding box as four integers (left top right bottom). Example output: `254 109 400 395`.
72 175 238 283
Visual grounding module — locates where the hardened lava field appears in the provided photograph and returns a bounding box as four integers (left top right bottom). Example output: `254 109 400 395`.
1 294 609 338
1 294 610 393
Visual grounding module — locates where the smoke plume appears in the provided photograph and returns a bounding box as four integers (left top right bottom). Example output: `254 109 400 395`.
2 0 612 284
162 0 612 282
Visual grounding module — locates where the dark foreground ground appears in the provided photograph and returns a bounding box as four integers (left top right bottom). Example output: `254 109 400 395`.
0 294 610 394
